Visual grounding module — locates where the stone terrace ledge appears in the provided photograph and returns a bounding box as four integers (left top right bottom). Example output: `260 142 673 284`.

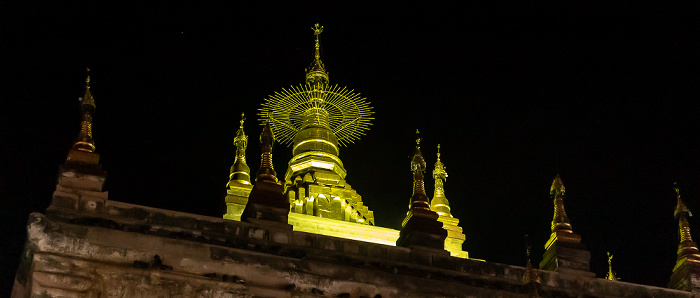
12 198 695 297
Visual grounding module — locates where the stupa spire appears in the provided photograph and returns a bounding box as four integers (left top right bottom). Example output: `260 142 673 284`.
605 251 618 281
256 122 278 183
397 130 447 250
258 24 375 229
673 182 700 261
305 23 328 86
409 130 430 212
72 68 96 153
539 173 594 277
431 144 452 217
550 173 572 233
669 182 700 293
227 113 251 186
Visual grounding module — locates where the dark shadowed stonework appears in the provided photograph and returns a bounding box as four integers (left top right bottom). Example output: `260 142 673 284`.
11 191 697 297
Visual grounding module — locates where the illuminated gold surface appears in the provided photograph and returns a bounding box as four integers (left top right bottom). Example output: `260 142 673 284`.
429 144 468 258
228 113 251 186
288 212 397 246
224 113 253 221
72 68 96 153
306 23 328 86
259 84 374 147
257 24 375 227
672 182 700 270
605 251 618 281
431 144 451 217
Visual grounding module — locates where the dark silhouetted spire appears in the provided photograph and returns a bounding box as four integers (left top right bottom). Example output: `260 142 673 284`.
397 130 448 252
72 68 96 153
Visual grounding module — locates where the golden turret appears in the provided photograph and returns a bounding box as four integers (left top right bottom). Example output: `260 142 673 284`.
72 68 96 153
305 23 328 86
431 144 452 217
397 130 447 250
669 182 700 292
429 144 468 258
408 130 431 213
605 251 618 281
256 122 278 184
673 182 700 262
550 174 572 233
227 113 251 186
539 174 594 276
258 24 375 228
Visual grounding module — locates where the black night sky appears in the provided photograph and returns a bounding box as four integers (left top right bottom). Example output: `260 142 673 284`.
3 2 700 294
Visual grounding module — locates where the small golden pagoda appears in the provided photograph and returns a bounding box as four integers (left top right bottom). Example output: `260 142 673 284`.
430 144 467 258
539 174 594 277
669 182 700 292
256 24 398 244
396 132 448 251
223 113 253 220
52 68 108 211
605 251 619 281
66 68 100 165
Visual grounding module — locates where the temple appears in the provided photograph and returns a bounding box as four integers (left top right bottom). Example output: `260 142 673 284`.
11 26 700 297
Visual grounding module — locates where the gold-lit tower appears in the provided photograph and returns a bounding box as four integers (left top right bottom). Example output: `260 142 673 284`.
669 182 700 293
258 24 377 232
605 251 618 281
66 68 100 165
397 132 448 251
51 69 108 215
240 122 290 224
224 113 253 220
539 174 594 277
430 144 467 258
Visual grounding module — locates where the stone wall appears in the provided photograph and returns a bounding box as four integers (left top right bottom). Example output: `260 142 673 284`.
12 199 695 297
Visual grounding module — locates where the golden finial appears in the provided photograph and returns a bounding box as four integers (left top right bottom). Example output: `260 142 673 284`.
85 68 91 88
409 131 429 211
72 68 96 153
306 23 328 85
672 182 700 262
431 143 451 217
256 122 278 184
411 130 425 173
228 113 251 186
550 174 572 233
433 144 446 180
605 251 618 281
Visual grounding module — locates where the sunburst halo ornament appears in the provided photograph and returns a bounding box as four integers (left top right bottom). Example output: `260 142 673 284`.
258 83 374 147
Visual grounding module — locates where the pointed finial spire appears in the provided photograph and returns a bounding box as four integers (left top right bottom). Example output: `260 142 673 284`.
550 173 572 233
256 122 278 184
305 23 329 86
431 144 452 217
672 182 700 262
522 235 541 295
409 129 430 211
397 130 447 249
228 113 251 186
605 251 618 281
72 68 96 153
